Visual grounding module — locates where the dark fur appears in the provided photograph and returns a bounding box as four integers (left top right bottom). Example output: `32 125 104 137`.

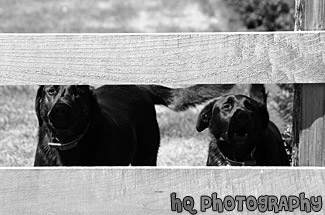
196 84 289 166
35 84 234 166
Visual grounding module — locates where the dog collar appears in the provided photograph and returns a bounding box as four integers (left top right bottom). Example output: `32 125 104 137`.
48 122 90 151
223 156 256 166
220 151 256 166
49 137 80 151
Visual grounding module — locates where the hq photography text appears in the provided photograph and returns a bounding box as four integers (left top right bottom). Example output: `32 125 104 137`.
170 192 322 214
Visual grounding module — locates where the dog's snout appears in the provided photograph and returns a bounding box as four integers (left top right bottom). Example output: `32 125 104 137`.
50 103 71 119
235 110 248 121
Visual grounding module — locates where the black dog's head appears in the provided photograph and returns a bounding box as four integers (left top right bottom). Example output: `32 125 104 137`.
35 85 96 142
196 94 269 159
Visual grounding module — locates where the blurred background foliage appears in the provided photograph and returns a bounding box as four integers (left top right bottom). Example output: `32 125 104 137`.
0 0 295 166
0 0 295 33
225 0 295 31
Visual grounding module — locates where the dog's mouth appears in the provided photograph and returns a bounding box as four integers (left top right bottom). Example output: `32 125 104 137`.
48 115 89 145
226 110 254 147
46 102 92 145
227 124 252 148
232 127 249 145
218 125 255 163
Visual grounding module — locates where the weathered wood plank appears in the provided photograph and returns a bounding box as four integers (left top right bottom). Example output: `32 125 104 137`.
295 0 325 31
0 32 325 84
295 84 325 166
0 168 323 214
294 0 325 166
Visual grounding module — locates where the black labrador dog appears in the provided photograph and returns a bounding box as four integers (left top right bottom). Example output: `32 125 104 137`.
35 84 234 166
196 84 289 166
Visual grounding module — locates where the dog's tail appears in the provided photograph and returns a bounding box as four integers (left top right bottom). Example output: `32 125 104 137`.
249 84 267 105
143 84 235 111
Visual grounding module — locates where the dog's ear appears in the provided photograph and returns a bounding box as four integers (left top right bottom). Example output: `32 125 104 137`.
249 84 267 105
250 84 269 130
196 100 215 132
35 85 45 126
257 102 269 131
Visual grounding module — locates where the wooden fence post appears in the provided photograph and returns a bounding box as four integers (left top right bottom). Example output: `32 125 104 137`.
294 0 325 166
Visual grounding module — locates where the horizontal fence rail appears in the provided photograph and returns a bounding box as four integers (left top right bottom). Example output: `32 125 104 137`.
0 168 324 214
0 32 325 84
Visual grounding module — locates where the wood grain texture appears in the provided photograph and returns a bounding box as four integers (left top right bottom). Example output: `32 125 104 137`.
294 0 325 166
295 0 325 30
0 168 323 214
0 33 325 84
298 84 325 166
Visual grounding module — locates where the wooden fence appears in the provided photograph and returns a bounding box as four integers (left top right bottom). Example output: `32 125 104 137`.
0 0 324 213
0 32 324 214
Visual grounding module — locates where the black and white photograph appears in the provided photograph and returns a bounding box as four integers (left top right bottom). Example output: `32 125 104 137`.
0 0 324 214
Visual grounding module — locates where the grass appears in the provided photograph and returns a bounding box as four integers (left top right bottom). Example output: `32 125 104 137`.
156 106 211 166
0 86 38 166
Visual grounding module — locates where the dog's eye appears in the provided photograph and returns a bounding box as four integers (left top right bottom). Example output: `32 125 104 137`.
221 103 231 110
46 87 56 96
75 88 84 98
244 100 253 111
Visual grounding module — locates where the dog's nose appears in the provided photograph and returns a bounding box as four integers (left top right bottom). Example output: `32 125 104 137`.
50 103 71 119
235 110 248 121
